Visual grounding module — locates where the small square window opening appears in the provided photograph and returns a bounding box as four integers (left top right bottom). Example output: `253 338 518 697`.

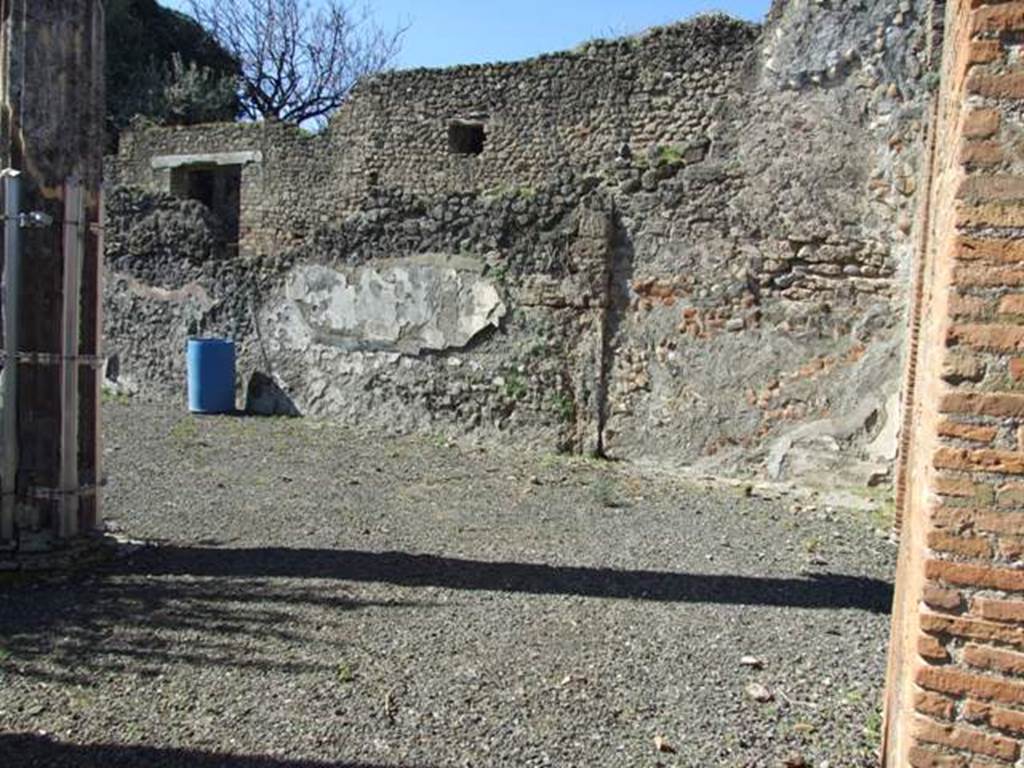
448 122 485 156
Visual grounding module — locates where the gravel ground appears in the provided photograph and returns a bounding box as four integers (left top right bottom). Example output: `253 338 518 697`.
0 401 897 768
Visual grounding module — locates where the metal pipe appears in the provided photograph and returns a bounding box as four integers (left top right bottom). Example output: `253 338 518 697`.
92 189 105 527
1 169 21 544
58 177 84 539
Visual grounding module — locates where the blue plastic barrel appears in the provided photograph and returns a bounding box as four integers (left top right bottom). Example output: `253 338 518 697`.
186 338 236 414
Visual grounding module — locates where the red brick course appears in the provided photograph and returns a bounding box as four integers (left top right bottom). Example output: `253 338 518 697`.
949 292 991 318
962 110 1000 139
908 744 967 768
1010 358 1024 380
955 236 1024 264
959 140 1006 168
937 419 998 443
970 1 1024 31
930 505 1023 533
925 558 1024 591
998 294 1024 315
963 699 1024 736
971 2 1024 34
963 642 1024 674
958 175 1024 203
916 690 957 720
967 71 1024 100
948 323 1024 351
912 714 1020 761
933 446 1024 475
939 392 1024 419
919 634 953 663
934 475 985 497
968 39 1004 64
916 664 1024 708
973 598 1024 623
921 611 1024 654
924 584 966 612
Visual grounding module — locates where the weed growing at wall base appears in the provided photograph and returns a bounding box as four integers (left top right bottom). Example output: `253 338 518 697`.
863 707 883 748
503 372 527 401
551 392 576 423
101 388 131 406
336 661 355 683
591 475 627 509
656 145 685 166
169 417 199 447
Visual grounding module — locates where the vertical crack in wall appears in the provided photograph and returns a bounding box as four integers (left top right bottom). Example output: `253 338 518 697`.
596 206 633 458
566 196 619 457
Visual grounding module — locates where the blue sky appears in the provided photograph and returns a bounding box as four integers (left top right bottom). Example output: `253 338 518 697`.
159 1 771 69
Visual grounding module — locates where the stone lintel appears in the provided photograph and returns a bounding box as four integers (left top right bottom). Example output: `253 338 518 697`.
151 151 263 170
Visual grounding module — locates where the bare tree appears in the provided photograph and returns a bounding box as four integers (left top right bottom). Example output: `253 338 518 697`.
187 0 405 126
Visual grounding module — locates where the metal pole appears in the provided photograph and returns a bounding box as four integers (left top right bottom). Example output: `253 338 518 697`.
58 177 84 539
92 191 105 527
1 168 21 544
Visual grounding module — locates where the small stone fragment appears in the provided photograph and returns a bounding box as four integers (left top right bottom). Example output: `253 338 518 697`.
653 735 676 754
746 682 774 703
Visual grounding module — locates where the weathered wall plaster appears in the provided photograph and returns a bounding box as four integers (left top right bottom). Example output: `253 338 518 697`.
282 258 505 356
104 1 941 491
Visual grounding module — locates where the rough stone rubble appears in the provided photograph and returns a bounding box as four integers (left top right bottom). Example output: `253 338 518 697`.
104 1 940 492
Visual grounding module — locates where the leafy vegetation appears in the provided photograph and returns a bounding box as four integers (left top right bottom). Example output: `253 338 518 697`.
656 145 686 166
160 53 240 127
336 660 356 683
106 0 239 145
101 387 131 406
863 706 884 748
550 392 575 423
503 372 527 401
482 184 538 200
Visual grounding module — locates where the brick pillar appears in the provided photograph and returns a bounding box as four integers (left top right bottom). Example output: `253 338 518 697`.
884 2 1024 765
0 0 105 556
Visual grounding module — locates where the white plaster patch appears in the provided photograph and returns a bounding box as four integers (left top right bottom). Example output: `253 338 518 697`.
278 256 506 355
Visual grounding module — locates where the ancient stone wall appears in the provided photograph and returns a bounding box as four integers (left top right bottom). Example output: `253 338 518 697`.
114 120 331 254
884 1 1024 764
330 18 754 197
113 17 755 256
104 1 939 491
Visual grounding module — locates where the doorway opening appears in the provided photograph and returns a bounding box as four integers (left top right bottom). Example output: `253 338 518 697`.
171 163 242 247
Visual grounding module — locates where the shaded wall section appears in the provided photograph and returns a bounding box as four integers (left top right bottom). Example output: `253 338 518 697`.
0 0 105 561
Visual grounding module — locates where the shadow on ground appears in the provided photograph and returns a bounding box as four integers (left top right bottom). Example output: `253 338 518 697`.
0 733 432 768
0 569 426 686
0 547 893 763
130 545 893 613
0 546 891 687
